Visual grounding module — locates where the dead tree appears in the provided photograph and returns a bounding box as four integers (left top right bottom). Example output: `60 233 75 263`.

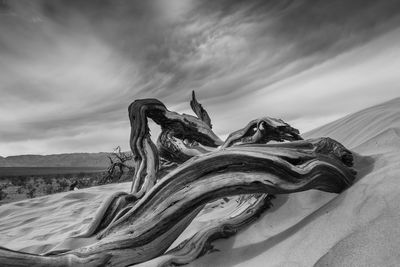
0 91 356 267
99 146 134 185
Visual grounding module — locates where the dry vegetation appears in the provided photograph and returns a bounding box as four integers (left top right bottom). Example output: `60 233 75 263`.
0 168 130 204
0 147 135 205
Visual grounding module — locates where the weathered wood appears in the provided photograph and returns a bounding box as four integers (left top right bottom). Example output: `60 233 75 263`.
0 94 357 267
0 138 355 266
190 90 212 129
128 98 222 196
221 117 302 148
136 194 274 267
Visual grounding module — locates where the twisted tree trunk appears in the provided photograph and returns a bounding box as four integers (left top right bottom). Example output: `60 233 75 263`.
134 194 275 267
0 139 355 266
0 93 356 267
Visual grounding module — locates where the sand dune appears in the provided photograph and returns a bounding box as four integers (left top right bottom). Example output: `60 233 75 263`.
190 97 400 266
0 183 129 254
304 97 400 149
1 97 400 266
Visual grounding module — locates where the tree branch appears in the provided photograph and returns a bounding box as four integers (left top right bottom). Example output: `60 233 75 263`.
0 139 355 267
190 91 212 128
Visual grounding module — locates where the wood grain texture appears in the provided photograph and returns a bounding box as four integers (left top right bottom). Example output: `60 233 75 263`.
0 139 355 266
0 95 356 267
190 90 212 129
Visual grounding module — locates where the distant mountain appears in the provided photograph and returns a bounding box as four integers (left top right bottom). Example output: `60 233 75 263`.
0 152 112 167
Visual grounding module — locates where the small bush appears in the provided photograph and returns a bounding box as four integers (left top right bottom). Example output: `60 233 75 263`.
43 176 53 185
58 179 69 192
44 184 54 195
0 187 7 200
10 176 25 187
26 184 36 198
16 186 23 194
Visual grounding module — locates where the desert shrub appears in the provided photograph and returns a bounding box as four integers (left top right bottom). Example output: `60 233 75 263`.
43 176 53 185
77 172 85 179
44 184 54 195
80 178 90 188
11 176 25 187
87 175 99 186
34 181 41 188
26 184 36 198
0 189 7 200
58 179 69 192
0 185 8 200
16 186 23 194
27 178 36 189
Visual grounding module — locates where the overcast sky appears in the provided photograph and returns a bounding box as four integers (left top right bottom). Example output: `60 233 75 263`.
1 0 400 156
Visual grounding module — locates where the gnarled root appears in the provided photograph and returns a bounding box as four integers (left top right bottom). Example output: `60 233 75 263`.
0 91 357 267
0 138 355 267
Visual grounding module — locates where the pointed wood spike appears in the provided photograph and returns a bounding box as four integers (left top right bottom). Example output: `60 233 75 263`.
190 90 213 129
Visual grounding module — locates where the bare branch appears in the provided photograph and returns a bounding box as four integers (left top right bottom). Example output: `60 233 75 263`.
190 90 212 128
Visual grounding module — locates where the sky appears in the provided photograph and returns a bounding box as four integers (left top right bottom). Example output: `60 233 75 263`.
1 0 400 156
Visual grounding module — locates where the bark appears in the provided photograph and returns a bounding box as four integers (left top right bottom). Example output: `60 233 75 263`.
190 91 212 129
127 98 222 197
0 94 357 267
0 139 355 266
136 194 275 267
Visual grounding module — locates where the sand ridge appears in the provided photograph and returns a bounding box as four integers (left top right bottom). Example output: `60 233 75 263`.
190 97 400 266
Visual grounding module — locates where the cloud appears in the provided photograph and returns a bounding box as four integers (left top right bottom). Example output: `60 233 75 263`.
1 0 400 156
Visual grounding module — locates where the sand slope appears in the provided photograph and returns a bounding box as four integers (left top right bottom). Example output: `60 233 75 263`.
0 182 130 254
191 97 400 266
1 97 400 266
304 97 400 149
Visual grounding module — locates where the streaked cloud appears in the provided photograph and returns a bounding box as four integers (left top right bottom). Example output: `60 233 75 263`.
1 0 400 156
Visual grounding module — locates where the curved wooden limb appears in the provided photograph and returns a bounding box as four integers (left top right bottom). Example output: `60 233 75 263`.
0 91 359 267
190 90 212 128
127 97 303 197
0 138 355 267
136 194 274 267
128 98 223 196
130 136 159 198
0 138 355 266
71 192 130 239
259 137 355 168
0 247 111 267
99 139 355 237
75 168 170 242
221 117 302 149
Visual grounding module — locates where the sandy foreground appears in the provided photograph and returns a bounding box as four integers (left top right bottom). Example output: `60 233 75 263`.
1 97 400 266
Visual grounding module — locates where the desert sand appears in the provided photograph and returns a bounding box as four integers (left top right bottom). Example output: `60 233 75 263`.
1 97 400 266
191 97 400 267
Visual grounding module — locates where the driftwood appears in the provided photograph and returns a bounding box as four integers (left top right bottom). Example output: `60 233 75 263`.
0 92 356 267
134 194 275 267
